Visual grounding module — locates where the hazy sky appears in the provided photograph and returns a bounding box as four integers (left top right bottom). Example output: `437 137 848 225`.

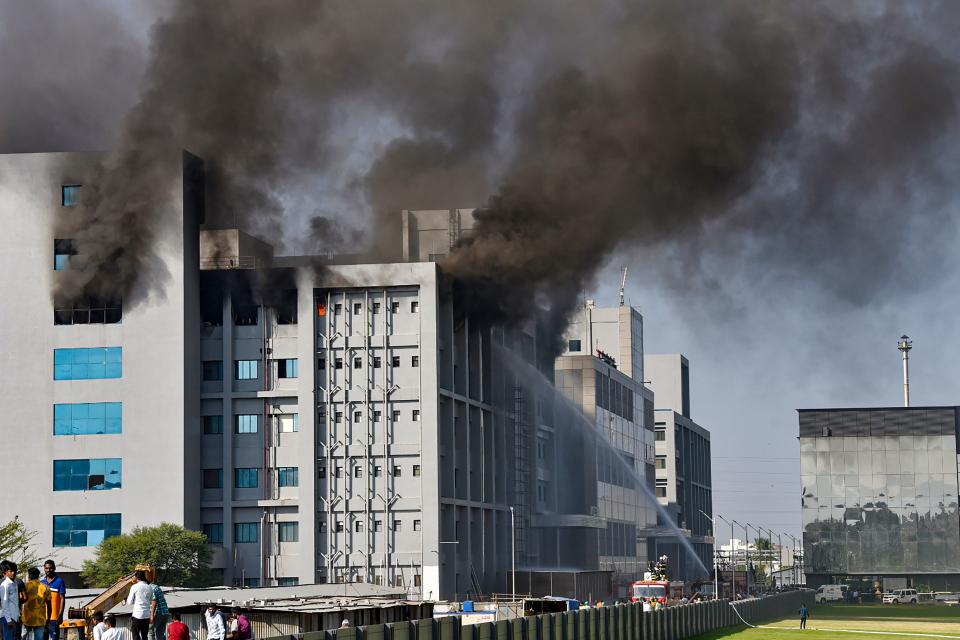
4 0 960 553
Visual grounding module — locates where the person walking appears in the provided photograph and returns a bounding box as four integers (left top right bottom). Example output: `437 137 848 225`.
798 604 809 630
0 561 20 640
166 614 189 640
126 571 153 640
148 579 169 640
21 568 50 640
205 605 225 640
40 561 65 640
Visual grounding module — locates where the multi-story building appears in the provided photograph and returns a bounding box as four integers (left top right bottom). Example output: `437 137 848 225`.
644 354 713 583
0 163 603 601
799 406 960 591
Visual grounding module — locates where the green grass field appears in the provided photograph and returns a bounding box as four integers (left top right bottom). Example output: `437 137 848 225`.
691 603 960 640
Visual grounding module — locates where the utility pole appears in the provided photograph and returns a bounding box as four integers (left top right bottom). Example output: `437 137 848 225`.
699 510 719 600
718 514 735 599
733 521 750 596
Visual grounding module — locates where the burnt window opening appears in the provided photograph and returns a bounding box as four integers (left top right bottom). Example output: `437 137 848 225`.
54 296 122 325
274 289 298 325
199 283 224 327
232 290 259 326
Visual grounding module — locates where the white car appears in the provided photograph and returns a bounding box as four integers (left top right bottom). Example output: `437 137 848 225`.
883 589 919 604
815 584 848 603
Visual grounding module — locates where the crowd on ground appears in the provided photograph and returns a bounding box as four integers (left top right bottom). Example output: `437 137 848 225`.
0 561 259 640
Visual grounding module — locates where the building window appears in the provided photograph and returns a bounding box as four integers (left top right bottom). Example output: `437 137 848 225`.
411 301 419 313
318 356 326 369
353 303 362 315
373 520 382 532
203 523 223 544
235 414 259 434
413 465 421 477
655 456 666 470
391 301 399 313
234 523 258 543
277 359 298 378
372 302 382 313
393 465 402 477
62 185 81 207
352 466 362 478
203 415 224 435
391 355 400 367
353 411 362 423
243 578 260 587
277 577 299 587
54 402 122 436
373 410 382 422
655 429 666 441
354 520 364 532
53 513 120 547
202 360 223 381
335 521 344 532
353 357 362 369
412 356 419 367
53 458 121 491
391 410 401 421
53 239 76 270
537 439 546 460
318 466 326 478
234 468 259 489
412 410 420 422
414 574 422 587
278 522 299 542
335 411 343 423
655 486 667 498
277 467 299 487
413 519 421 531
335 466 343 478
277 413 299 433
235 360 259 380
568 339 582 351
334 303 342 314
54 347 122 380
54 296 122 325
373 466 382 477
374 357 382 368
202 469 223 489
335 357 344 369
393 520 402 531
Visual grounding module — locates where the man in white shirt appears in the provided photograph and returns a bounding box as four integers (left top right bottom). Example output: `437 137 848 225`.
101 615 123 640
126 571 154 640
0 561 20 640
205 605 225 640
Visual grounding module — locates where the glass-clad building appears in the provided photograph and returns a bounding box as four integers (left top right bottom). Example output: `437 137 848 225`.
799 407 960 590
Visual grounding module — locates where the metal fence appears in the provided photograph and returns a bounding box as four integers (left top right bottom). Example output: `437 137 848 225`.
262 590 813 640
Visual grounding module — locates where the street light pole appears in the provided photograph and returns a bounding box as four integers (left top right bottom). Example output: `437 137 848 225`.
510 506 516 603
784 533 800 587
733 520 750 596
698 510 719 600
717 514 735 599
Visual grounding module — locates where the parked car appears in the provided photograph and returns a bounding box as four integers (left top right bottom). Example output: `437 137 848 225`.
883 589 919 604
815 584 848 603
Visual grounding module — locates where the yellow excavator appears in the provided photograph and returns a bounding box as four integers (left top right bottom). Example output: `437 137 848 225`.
61 564 156 640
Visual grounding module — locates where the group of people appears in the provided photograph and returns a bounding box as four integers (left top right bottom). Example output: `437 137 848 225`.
203 605 255 640
0 560 67 640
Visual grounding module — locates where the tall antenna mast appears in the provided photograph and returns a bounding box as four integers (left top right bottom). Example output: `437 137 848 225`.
897 335 912 407
619 266 628 307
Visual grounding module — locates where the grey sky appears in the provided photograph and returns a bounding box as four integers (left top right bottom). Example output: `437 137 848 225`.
4 0 960 552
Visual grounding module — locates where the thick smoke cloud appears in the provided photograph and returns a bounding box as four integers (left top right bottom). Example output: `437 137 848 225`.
2 1 959 339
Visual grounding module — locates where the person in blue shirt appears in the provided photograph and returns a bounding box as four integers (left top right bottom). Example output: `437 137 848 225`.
798 604 809 629
40 561 65 640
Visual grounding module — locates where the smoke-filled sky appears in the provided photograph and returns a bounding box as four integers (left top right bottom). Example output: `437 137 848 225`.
4 0 960 545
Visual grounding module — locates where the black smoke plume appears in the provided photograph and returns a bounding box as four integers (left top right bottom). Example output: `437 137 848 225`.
3 1 959 343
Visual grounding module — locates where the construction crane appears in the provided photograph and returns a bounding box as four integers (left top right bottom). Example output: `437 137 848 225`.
61 564 156 640
619 266 628 307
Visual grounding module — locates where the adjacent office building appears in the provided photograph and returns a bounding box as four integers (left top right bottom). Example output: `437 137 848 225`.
644 354 714 582
799 407 960 590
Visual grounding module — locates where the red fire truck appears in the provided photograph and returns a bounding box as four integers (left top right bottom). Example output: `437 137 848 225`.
630 579 685 604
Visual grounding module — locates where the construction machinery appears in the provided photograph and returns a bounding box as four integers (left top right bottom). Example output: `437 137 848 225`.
61 564 156 640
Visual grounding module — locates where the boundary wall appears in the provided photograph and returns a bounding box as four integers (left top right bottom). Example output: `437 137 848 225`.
264 590 813 640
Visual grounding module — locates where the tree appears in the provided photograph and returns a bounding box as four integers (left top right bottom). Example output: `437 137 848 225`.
0 518 41 569
755 537 772 551
80 523 215 587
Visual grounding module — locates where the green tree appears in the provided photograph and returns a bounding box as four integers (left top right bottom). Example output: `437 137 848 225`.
0 518 42 569
755 537 772 551
80 523 215 587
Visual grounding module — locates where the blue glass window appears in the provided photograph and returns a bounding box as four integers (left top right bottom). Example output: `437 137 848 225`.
235 360 259 380
234 522 258 543
234 468 258 488
235 414 259 434
53 513 120 547
62 185 81 207
54 347 122 380
277 359 298 378
277 577 299 586
54 402 122 435
242 578 260 587
53 458 122 491
203 415 223 434
277 467 299 487
202 361 223 381
203 523 223 544
278 522 299 542
54 239 76 271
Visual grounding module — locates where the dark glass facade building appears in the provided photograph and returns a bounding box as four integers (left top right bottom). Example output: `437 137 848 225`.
800 407 960 590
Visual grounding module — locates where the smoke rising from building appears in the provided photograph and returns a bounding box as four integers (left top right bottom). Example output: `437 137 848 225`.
3 1 959 338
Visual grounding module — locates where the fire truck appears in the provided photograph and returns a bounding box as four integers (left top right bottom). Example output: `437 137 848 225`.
630 579 685 604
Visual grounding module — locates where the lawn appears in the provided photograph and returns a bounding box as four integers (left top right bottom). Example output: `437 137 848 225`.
691 603 960 640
